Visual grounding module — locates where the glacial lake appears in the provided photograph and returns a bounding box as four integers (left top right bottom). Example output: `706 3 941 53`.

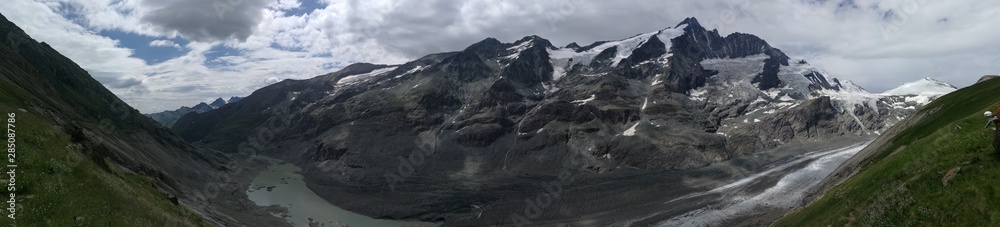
247 158 439 227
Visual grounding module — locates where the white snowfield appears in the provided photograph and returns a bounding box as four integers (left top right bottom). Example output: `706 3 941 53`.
336 67 398 86
495 25 692 95
880 77 958 105
546 25 689 81
882 77 958 96
571 94 597 106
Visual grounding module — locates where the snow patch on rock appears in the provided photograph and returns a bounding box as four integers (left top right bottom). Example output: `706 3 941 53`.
572 94 597 106
623 121 641 136
337 67 398 86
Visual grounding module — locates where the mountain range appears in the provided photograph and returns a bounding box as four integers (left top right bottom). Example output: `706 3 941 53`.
171 17 956 225
146 97 242 127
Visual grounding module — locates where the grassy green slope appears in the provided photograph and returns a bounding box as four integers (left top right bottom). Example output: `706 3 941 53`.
0 55 208 226
775 78 1000 226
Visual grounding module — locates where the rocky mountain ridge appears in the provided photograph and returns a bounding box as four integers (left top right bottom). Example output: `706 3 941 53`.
146 96 242 127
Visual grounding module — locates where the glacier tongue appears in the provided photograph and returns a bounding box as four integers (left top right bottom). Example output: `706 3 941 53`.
654 142 871 227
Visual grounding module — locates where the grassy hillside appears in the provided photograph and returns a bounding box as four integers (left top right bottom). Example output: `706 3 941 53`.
0 60 208 226
0 107 208 226
0 12 218 226
775 77 1000 226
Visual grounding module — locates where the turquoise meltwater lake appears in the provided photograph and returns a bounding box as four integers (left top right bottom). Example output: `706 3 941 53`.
246 158 440 227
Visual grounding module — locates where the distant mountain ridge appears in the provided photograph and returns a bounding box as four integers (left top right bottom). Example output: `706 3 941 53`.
146 96 242 127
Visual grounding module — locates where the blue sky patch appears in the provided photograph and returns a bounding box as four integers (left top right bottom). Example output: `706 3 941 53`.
203 44 246 69
282 0 324 17
98 30 188 64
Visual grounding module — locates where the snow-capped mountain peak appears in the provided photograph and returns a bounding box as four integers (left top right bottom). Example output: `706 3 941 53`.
675 17 703 30
881 77 957 97
873 77 957 107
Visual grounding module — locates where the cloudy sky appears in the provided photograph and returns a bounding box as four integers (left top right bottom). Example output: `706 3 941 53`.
2 0 998 113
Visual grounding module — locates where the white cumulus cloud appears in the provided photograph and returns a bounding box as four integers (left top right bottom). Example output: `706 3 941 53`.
149 39 181 49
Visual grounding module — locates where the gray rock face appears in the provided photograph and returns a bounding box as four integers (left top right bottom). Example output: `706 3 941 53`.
725 97 839 155
171 17 952 224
